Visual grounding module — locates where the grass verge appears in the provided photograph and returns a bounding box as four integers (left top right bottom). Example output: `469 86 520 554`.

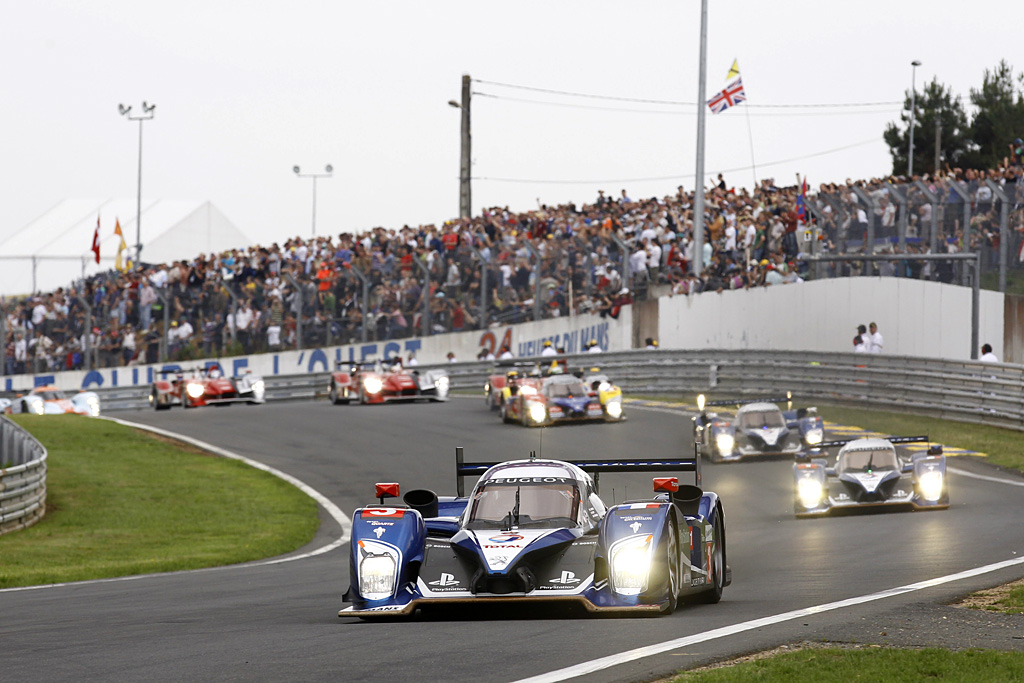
0 415 319 588
671 646 1024 682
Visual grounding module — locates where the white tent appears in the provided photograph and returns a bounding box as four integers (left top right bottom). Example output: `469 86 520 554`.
0 199 252 296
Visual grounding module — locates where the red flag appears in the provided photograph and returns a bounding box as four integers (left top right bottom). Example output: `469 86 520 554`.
91 215 101 264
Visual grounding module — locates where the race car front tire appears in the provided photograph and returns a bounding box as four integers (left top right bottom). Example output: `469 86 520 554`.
698 513 725 604
660 517 681 614
329 382 341 405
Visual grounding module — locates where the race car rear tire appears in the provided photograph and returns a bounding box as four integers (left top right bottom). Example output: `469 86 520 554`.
499 401 510 423
698 513 725 604
151 389 170 411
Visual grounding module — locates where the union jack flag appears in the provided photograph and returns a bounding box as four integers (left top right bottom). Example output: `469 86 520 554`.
707 78 746 114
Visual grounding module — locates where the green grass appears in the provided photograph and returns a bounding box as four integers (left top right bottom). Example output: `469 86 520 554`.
672 647 1024 682
0 415 319 588
991 586 1024 615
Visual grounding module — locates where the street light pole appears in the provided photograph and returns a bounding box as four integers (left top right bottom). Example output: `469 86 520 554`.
119 101 156 265
293 164 333 237
908 60 921 177
691 0 709 275
448 73 472 219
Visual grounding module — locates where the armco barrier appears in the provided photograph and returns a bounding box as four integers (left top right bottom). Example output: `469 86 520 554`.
87 351 1024 432
0 416 48 535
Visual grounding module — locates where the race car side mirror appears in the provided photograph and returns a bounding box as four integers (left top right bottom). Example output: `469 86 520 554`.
902 462 914 473
375 482 400 504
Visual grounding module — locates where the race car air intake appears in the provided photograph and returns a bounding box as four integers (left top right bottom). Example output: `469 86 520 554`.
673 485 703 517
404 489 439 519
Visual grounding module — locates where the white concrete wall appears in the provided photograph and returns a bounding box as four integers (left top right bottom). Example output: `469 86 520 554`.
658 278 1003 361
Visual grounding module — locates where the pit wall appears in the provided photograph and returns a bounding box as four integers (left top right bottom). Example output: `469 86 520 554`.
2 278 1002 393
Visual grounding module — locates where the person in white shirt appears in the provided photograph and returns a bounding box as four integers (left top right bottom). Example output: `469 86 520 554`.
868 322 884 354
540 340 557 356
498 346 514 360
854 334 867 353
979 343 998 363
586 339 603 353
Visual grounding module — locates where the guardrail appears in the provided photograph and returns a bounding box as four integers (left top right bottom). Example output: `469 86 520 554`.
0 416 48 535
84 351 1024 431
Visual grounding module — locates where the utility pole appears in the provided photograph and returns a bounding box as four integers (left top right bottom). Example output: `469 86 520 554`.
934 119 942 174
449 74 472 219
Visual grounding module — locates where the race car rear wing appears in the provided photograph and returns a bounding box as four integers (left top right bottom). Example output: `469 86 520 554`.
812 435 930 450
454 446 701 496
699 392 793 409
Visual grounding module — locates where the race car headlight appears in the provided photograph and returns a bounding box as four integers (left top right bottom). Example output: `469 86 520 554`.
434 375 450 396
359 552 398 600
363 377 384 395
606 401 623 419
528 403 547 424
28 400 44 415
609 535 653 595
715 433 735 455
797 477 824 509
519 385 537 396
85 396 101 416
186 382 205 399
918 470 944 502
252 380 265 397
805 428 823 445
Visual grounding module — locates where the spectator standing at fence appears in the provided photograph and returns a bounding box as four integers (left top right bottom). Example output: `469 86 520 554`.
979 343 998 362
235 300 255 354
868 322 884 354
139 279 156 331
854 333 867 353
540 339 557 356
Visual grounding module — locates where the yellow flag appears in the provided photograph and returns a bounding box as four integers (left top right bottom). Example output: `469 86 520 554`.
727 59 740 81
114 219 128 272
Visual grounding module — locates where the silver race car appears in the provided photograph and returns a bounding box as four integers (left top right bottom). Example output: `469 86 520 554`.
693 393 823 462
793 436 948 516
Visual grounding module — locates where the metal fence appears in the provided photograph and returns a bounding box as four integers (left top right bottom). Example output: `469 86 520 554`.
0 416 48 535
89 349 1024 433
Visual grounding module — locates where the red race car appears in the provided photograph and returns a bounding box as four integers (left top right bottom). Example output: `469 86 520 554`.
328 359 449 405
149 365 266 410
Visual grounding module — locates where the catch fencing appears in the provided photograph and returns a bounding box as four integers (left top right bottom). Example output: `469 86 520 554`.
0 416 48 536
90 349 1024 432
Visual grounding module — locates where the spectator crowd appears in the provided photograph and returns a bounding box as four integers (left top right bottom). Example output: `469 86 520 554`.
3 156 1022 375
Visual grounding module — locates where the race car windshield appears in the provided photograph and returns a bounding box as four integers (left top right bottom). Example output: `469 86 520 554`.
37 390 64 401
838 448 899 473
546 380 589 398
738 410 785 429
466 482 580 530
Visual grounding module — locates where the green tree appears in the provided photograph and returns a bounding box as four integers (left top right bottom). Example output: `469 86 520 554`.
965 60 1024 169
884 77 971 177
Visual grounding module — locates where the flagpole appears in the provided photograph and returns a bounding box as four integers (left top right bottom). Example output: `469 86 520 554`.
691 0 708 277
744 101 757 191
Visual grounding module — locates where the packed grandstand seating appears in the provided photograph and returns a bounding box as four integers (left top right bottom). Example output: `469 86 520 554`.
3 165 1022 374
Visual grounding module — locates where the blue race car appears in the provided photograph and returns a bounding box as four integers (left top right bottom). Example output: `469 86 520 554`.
340 448 730 618
693 393 824 463
500 372 624 427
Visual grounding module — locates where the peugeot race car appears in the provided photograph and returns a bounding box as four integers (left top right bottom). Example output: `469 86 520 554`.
7 385 101 416
793 436 949 516
149 365 265 410
500 372 624 427
693 394 823 462
329 359 449 405
340 448 730 618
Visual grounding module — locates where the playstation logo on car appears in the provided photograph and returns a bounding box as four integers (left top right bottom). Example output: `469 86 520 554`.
429 573 460 587
548 571 580 585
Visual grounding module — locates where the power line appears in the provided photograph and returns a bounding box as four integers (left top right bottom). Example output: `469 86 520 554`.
472 137 881 185
474 78 901 109
474 91 898 118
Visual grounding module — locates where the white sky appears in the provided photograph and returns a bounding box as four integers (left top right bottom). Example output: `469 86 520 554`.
2 1 1019 252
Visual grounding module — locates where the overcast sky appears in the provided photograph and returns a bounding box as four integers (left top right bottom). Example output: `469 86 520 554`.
2 1 1019 253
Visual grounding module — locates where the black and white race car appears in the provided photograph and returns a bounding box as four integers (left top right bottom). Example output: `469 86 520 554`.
693 394 824 462
793 436 949 516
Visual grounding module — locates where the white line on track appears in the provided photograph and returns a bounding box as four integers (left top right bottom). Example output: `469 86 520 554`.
511 554 1024 683
0 417 351 595
949 466 1024 487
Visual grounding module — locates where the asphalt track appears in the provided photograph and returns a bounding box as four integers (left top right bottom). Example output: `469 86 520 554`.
3 397 1024 683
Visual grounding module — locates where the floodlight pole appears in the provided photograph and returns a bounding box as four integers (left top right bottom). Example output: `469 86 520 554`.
119 102 156 265
293 165 333 237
